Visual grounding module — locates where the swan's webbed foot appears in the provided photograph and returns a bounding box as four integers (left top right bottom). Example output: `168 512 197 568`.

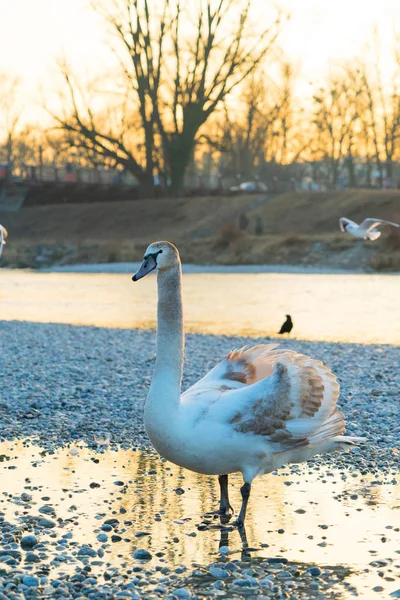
203 506 233 524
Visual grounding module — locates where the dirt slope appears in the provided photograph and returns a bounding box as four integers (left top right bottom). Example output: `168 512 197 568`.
2 190 400 270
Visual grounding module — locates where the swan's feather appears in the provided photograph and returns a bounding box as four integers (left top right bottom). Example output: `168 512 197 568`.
0 224 7 257
182 344 342 451
359 218 400 231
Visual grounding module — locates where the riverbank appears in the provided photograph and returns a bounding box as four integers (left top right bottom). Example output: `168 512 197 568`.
0 321 399 599
1 189 399 271
1 321 398 459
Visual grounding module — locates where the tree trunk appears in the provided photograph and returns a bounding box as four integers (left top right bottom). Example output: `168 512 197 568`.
167 135 197 195
386 157 393 181
346 154 356 187
365 158 372 187
331 159 340 187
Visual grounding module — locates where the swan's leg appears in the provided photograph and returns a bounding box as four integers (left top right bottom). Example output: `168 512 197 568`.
233 482 251 528
218 474 234 514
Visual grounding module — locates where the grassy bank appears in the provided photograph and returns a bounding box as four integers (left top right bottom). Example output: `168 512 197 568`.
2 189 400 270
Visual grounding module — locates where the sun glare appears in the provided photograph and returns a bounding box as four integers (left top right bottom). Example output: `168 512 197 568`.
0 0 400 120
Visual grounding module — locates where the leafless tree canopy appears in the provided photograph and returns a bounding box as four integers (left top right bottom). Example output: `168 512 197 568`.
51 0 282 193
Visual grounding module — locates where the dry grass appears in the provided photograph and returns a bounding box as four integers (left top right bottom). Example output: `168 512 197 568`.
213 223 243 249
2 189 400 270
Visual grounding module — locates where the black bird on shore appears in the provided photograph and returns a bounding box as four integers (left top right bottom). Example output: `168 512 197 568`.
278 314 293 335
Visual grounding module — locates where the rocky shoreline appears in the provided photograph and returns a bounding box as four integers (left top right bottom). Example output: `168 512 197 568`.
0 321 399 599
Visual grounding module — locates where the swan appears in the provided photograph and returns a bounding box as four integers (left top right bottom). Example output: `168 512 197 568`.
339 217 399 240
132 241 364 527
0 224 7 258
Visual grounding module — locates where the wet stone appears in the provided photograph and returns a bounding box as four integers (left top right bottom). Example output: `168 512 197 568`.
22 576 39 587
133 549 152 561
38 518 56 528
77 546 97 557
209 567 229 580
173 588 191 598
25 552 41 563
20 535 38 549
39 504 55 515
308 566 322 576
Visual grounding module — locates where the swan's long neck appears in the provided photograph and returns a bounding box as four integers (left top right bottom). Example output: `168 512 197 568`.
152 264 184 395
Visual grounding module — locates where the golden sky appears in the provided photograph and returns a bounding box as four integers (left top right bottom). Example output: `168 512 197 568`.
1 0 399 123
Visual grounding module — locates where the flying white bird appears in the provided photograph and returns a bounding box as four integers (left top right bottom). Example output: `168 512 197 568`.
339 217 399 240
0 224 7 258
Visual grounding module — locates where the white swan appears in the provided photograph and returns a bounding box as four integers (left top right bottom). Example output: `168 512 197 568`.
0 224 7 258
132 241 364 526
339 217 399 240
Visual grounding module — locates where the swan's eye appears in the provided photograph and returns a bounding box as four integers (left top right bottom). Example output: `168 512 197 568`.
159 249 163 253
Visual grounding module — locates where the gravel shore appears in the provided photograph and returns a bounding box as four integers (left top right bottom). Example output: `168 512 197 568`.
1 320 399 463
0 320 399 599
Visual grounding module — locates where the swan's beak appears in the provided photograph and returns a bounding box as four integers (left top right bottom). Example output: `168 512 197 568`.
132 255 157 281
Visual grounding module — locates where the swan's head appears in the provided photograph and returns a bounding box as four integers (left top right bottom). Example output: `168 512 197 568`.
132 241 179 281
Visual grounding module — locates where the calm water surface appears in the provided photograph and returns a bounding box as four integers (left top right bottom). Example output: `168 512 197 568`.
0 269 399 343
0 442 399 598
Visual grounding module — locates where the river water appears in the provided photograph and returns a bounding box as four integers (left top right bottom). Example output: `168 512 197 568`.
1 442 399 598
0 269 399 343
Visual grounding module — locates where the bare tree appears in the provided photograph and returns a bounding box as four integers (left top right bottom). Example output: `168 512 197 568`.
51 0 283 195
0 74 23 174
204 62 305 182
311 67 362 186
357 38 400 186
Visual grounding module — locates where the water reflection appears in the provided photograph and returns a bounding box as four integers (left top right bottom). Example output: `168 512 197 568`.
0 269 399 343
0 441 399 598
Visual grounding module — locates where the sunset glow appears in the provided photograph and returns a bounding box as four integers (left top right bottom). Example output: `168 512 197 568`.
1 0 400 122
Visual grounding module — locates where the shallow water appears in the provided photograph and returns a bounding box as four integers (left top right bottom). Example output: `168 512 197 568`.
1 442 399 598
1 269 399 343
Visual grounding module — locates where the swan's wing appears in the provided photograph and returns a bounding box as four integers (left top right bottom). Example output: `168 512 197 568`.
183 344 281 398
196 348 342 450
359 218 400 231
339 217 357 231
183 345 342 448
0 225 6 257
0 224 7 243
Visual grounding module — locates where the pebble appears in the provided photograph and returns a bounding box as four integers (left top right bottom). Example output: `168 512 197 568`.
22 576 39 587
20 535 38 548
173 588 191 598
77 546 97 557
308 566 322 577
25 552 40 562
133 549 152 560
209 567 229 580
